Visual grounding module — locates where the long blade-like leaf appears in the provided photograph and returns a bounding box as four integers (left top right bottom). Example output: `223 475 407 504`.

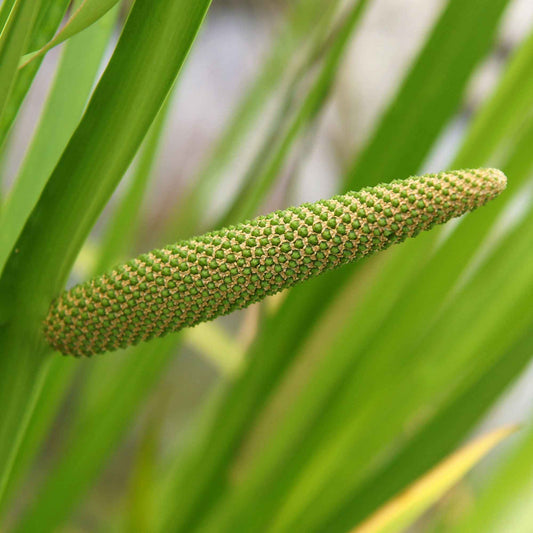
0 4 119 515
0 0 42 121
0 0 71 149
22 0 121 63
353 427 515 533
345 0 510 190
0 0 211 508
0 2 118 273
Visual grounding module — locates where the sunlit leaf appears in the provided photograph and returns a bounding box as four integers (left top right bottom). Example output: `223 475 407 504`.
353 426 515 533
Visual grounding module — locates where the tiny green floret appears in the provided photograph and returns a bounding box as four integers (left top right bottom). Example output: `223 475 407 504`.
43 168 506 357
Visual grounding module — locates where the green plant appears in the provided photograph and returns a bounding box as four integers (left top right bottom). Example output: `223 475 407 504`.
0 0 532 531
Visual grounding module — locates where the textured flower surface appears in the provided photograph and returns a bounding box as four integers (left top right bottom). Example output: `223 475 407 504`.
44 168 506 356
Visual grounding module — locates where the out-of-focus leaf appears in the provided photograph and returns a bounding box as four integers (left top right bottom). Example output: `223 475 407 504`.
0 0 16 32
123 409 161 533
0 2 118 273
0 0 42 122
0 4 118 516
353 426 515 533
14 336 179 532
167 0 340 239
26 1 72 54
9 30 197 531
0 357 77 519
9 25 206 529
454 421 533 532
318 323 533 533
184 322 246 377
0 0 71 149
219 0 370 226
345 0 510 190
454 27 533 168
21 0 121 63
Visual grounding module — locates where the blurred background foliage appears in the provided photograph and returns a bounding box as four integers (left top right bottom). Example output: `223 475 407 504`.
0 0 532 531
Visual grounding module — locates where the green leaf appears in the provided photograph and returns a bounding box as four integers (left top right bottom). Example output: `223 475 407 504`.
345 0 511 190
0 4 119 515
218 0 371 226
21 0 121 63
454 417 533 532
26 1 72 53
0 0 16 33
167 0 340 239
14 337 179 532
0 357 77 519
94 95 172 274
353 426 515 533
9 26 194 529
0 0 211 509
0 1 118 273
453 26 533 168
0 0 71 149
0 0 42 122
318 326 533 533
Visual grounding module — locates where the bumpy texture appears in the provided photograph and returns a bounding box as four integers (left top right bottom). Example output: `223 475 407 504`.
44 168 506 357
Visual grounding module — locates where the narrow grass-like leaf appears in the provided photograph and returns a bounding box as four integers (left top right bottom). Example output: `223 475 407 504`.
0 2 118 273
345 0 510 190
0 0 42 122
168 0 340 239
0 0 71 149
454 26 533 168
319 323 533 533
0 0 16 33
0 357 77 519
10 62 181 532
0 0 211 507
454 421 533 531
14 336 179 532
22 0 121 63
0 4 119 514
124 411 161 533
27 1 71 54
353 427 515 533
219 0 370 226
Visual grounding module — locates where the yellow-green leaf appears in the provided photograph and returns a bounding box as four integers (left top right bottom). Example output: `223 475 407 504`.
353 426 516 533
